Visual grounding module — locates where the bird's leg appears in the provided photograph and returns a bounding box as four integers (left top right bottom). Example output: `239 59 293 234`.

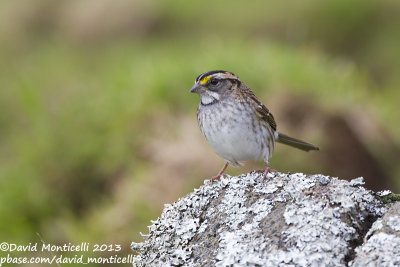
263 162 277 179
210 162 229 182
255 162 277 179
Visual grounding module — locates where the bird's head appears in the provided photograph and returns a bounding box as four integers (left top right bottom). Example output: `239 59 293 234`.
190 70 241 105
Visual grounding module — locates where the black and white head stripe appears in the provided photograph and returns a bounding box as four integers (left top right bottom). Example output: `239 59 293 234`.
196 70 238 83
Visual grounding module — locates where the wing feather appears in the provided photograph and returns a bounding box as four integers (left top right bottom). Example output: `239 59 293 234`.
249 95 277 131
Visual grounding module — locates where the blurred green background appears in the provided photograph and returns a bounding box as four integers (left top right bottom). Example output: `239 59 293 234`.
1 0 400 265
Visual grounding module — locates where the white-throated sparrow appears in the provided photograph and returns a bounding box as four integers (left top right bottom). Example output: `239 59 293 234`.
190 70 319 181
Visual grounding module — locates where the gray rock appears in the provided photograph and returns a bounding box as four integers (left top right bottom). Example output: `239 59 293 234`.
131 172 399 266
351 202 400 267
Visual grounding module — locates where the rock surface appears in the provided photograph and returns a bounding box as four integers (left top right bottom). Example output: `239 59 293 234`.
351 201 400 266
131 172 399 266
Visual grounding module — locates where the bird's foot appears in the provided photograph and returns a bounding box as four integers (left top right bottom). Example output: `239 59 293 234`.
210 174 223 182
255 168 277 173
255 163 276 179
210 162 229 182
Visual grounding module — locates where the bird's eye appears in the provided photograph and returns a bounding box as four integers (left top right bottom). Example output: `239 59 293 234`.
210 79 219 85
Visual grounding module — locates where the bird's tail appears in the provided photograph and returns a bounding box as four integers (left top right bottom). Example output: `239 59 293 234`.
277 132 319 152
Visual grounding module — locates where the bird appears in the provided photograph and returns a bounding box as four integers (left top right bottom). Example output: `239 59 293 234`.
190 70 319 181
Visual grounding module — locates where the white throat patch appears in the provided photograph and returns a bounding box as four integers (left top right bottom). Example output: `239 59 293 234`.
200 91 220 105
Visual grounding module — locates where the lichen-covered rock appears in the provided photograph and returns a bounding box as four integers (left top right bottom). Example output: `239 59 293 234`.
351 202 400 266
131 172 398 266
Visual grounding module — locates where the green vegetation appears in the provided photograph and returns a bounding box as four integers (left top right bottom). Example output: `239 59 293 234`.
0 0 399 265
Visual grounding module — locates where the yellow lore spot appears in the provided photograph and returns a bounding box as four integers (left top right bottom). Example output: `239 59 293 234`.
200 75 211 84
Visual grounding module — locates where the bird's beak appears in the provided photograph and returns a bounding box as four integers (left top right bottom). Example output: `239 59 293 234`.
190 83 206 94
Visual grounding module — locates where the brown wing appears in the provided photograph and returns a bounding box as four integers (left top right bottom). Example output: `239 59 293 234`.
249 94 277 131
232 80 277 131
